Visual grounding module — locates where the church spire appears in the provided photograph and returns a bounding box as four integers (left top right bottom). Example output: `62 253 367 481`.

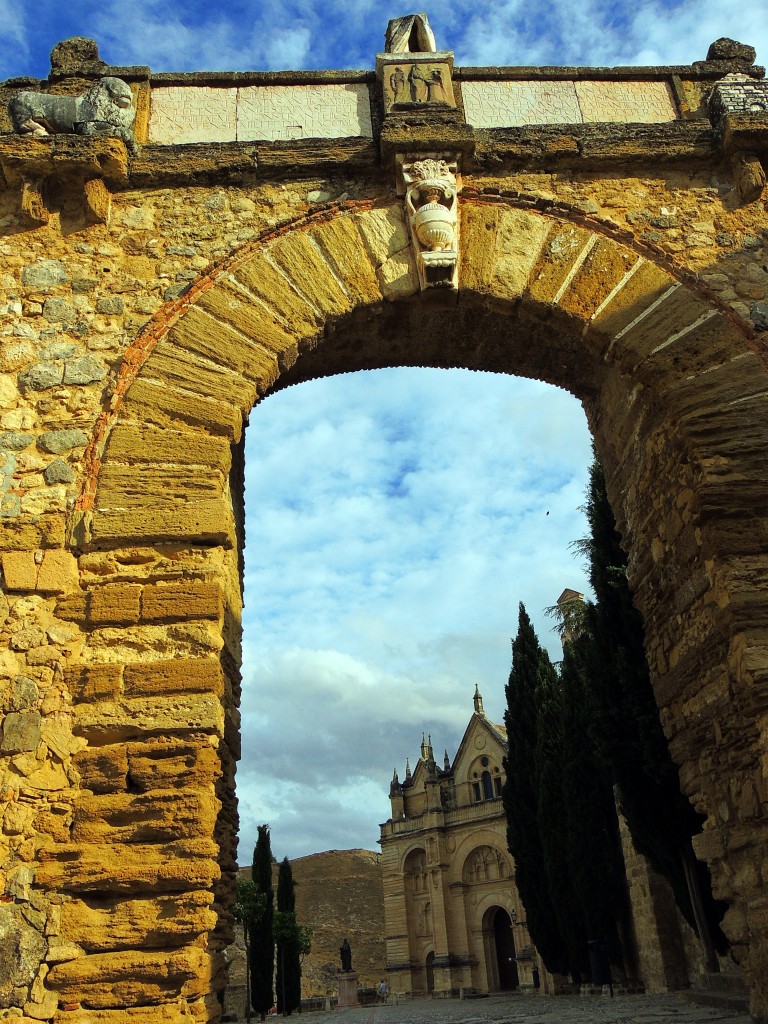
444 749 450 771
404 758 412 780
474 684 485 716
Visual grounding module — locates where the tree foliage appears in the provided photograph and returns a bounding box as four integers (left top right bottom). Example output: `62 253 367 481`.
275 857 305 1016
250 824 275 1018
502 603 570 976
574 455 727 954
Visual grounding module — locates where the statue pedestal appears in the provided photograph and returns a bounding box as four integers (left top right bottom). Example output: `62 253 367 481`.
337 971 359 1007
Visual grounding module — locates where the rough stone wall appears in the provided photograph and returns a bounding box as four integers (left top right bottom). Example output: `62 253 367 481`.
0 100 767 1024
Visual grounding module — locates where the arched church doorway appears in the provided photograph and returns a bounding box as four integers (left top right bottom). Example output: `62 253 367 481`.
425 951 436 994
482 906 519 991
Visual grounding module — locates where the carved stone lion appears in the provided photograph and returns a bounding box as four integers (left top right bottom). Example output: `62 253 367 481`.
9 77 137 154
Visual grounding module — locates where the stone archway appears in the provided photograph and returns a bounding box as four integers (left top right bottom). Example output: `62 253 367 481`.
13 196 768 1020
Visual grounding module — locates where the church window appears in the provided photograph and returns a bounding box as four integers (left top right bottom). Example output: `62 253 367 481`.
482 770 494 799
494 775 503 796
472 781 481 801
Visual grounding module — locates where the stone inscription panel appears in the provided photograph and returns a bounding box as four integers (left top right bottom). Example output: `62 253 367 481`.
462 79 678 128
149 84 372 145
237 84 372 141
575 80 677 122
149 87 237 144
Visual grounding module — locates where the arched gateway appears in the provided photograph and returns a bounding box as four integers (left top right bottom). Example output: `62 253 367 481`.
1 23 768 1024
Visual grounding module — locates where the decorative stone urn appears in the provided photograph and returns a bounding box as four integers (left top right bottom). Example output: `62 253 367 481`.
402 156 459 291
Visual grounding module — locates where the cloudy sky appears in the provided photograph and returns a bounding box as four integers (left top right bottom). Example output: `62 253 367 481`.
3 2 766 865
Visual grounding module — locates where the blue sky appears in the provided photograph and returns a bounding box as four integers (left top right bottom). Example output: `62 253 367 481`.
4 2 766 864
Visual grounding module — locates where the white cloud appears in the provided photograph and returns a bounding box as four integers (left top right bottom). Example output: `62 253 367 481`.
238 369 592 861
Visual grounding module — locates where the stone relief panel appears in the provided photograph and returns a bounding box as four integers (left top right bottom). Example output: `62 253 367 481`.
148 84 372 144
461 80 582 127
461 78 678 128
237 84 372 141
148 87 237 144
574 80 677 123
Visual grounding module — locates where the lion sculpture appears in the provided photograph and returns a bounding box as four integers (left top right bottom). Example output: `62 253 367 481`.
9 77 137 154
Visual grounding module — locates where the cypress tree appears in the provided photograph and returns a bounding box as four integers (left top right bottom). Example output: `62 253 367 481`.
275 857 302 1016
576 455 727 960
533 658 589 979
250 824 274 1019
502 603 570 976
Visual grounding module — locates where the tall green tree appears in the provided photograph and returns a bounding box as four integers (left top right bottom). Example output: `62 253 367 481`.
502 603 570 977
234 880 266 1023
275 857 303 1016
250 824 275 1019
574 454 727 963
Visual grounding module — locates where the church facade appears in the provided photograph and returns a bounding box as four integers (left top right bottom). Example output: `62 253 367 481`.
379 688 545 997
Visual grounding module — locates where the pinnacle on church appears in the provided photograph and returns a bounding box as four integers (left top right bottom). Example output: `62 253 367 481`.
444 749 450 771
404 758 412 780
473 684 485 716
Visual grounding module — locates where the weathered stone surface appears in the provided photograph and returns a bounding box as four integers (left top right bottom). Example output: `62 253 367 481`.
88 500 236 547
60 891 216 952
21 260 68 290
62 356 108 385
71 788 220 843
1 710 42 752
36 838 221 893
44 458 75 484
47 946 219 1007
38 430 89 454
122 657 224 697
1 550 37 591
0 903 47 1005
73 693 225 743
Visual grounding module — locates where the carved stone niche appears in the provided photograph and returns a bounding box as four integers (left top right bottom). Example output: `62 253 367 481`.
400 154 460 292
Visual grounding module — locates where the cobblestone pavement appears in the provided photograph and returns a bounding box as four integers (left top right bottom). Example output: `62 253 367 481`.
288 993 751 1024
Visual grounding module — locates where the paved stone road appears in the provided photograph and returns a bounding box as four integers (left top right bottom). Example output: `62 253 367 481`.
307 993 751 1024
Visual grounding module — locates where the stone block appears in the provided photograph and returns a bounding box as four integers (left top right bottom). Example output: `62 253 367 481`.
556 235 640 325
88 583 142 625
267 231 354 323
1 549 37 591
60 891 216 952
63 355 107 385
121 376 243 442
237 83 373 141
1 710 42 752
46 945 217 1007
525 222 594 307
166 305 280 391
575 80 677 123
72 744 128 793
354 206 410 267
310 216 383 308
196 284 298 365
96 462 226 510
66 664 123 703
148 86 238 144
37 428 89 452
0 904 47 1003
56 593 88 623
37 549 78 594
135 340 258 415
71 789 220 844
73 693 225 744
88 499 236 547
123 657 224 697
36 838 221 893
462 79 582 128
232 257 320 340
103 423 231 472
127 739 221 790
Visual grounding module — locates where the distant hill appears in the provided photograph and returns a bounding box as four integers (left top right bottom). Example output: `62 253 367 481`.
230 848 385 999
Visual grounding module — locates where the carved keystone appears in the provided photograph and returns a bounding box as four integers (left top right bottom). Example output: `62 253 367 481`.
400 155 460 293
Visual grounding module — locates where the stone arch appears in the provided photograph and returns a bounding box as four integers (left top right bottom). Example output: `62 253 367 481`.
50 197 768 1019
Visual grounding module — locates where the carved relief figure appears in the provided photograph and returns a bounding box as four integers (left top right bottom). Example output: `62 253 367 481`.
9 77 137 153
408 64 431 103
389 66 408 105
